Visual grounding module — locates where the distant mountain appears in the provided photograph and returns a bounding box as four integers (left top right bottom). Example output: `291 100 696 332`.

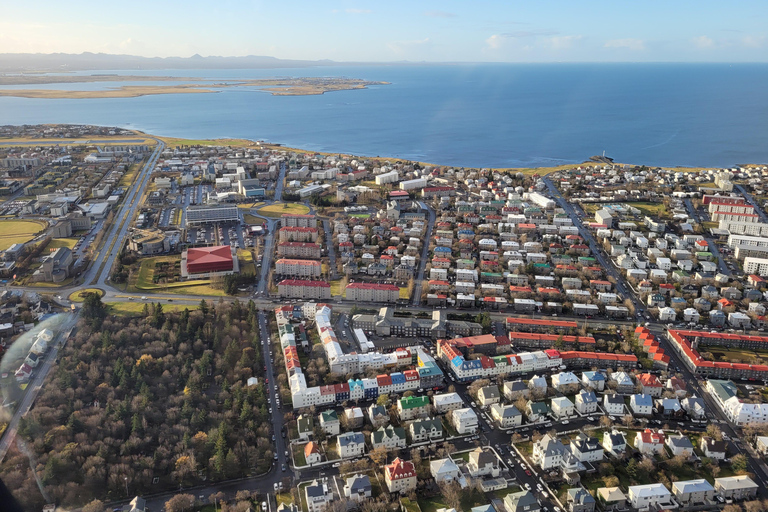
0 52 345 72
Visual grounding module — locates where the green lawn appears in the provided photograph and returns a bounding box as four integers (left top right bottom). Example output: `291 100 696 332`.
243 214 263 225
330 279 344 297
418 488 486 512
293 443 308 467
625 201 668 218
68 288 103 302
48 237 78 250
0 219 47 251
399 287 410 299
258 203 310 218
106 301 192 316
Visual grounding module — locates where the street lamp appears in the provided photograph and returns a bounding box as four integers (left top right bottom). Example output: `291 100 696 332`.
124 476 129 497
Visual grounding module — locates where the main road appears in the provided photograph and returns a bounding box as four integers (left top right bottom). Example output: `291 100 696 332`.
411 201 436 306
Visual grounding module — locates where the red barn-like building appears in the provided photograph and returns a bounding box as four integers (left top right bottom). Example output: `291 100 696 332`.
185 246 234 274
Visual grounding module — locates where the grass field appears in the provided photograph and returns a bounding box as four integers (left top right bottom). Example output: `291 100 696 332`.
243 214 263 225
107 301 193 316
399 287 409 299
708 345 768 364
257 203 311 218
119 162 141 188
702 221 718 230
48 237 78 250
330 279 344 296
129 256 228 296
626 201 668 217
237 249 256 276
349 213 371 219
0 219 47 251
68 288 104 302
159 136 256 148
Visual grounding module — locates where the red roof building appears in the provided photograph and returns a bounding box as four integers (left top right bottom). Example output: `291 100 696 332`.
185 245 234 274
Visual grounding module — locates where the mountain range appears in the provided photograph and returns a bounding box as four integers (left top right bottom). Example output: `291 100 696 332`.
0 52 346 72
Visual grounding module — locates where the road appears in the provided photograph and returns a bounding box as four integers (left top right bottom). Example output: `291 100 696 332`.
543 178 644 316
735 184 768 222
77 140 164 287
322 219 339 280
0 313 78 463
411 201 436 306
683 198 731 276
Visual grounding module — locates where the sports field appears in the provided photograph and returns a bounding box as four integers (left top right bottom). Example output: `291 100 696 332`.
0 219 47 251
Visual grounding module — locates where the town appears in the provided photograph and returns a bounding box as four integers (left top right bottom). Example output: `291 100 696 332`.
2 125 768 512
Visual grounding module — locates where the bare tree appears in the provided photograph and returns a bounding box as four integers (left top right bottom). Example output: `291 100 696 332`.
164 494 196 512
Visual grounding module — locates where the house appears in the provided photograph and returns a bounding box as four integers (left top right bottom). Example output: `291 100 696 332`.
603 394 625 416
451 408 479 434
320 410 340 436
430 457 463 484
575 389 598 414
337 432 365 459
371 426 407 451
433 392 464 414
667 377 688 398
533 434 584 472
367 404 390 428
409 417 443 442
552 371 580 393
756 436 768 456
596 487 627 512
637 373 663 397
715 476 759 500
467 447 500 477
297 414 315 441
344 474 372 503
490 403 523 428
344 407 365 429
398 395 431 421
526 401 550 422
627 483 674 512
672 479 715 506
569 433 604 463
634 429 666 455
656 397 683 417
304 441 322 466
629 394 653 416
581 371 605 391
700 436 727 460
504 491 541 512
610 372 635 394
503 380 531 401
665 434 695 458
477 385 501 407
681 397 706 419
602 430 627 457
384 458 417 494
305 479 334 512
658 307 677 322
528 375 548 393
551 396 575 419
567 488 596 512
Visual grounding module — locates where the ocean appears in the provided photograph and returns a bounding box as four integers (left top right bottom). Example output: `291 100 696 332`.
1 63 767 169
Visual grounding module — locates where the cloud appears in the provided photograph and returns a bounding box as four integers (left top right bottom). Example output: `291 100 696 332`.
485 35 504 50
484 30 560 50
423 10 456 18
388 38 431 54
345 8 371 14
691 35 715 49
604 38 646 51
742 35 767 48
548 35 583 50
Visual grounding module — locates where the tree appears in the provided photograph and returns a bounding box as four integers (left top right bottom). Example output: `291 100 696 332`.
81 292 107 328
376 394 390 407
722 505 743 512
744 501 765 512
164 494 196 512
706 424 724 441
732 453 749 474
369 446 389 466
603 475 620 488
83 500 106 512
438 481 462 511
621 414 634 428
599 416 613 428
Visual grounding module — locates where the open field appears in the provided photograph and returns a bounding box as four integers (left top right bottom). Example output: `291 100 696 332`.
106 301 193 316
238 202 264 209
119 162 142 187
48 237 78 250
330 279 344 296
0 219 47 251
626 201 668 217
159 136 257 148
128 255 229 296
257 203 311 217
237 249 256 276
399 287 409 299
68 288 104 302
707 345 768 364
243 214 263 225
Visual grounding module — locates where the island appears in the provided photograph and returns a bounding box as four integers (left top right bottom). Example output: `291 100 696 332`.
0 75 388 98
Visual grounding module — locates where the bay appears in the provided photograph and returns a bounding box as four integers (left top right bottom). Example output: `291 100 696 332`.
1 63 767 169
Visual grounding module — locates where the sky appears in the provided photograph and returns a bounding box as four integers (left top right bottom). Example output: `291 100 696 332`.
1 0 767 62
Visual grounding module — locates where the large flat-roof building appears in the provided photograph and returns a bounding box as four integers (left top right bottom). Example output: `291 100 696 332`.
181 245 238 278
345 283 400 303
278 279 331 299
185 204 239 226
275 259 322 278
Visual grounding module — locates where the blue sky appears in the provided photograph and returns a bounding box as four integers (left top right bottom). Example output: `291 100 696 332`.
2 0 767 62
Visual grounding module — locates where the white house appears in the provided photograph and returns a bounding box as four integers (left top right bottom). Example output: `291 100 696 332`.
433 392 464 414
575 389 598 414
337 432 366 459
551 396 575 419
602 429 627 457
450 408 479 435
629 394 654 416
627 483 675 512
305 479 334 512
603 394 625 416
490 403 523 428
430 458 463 484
